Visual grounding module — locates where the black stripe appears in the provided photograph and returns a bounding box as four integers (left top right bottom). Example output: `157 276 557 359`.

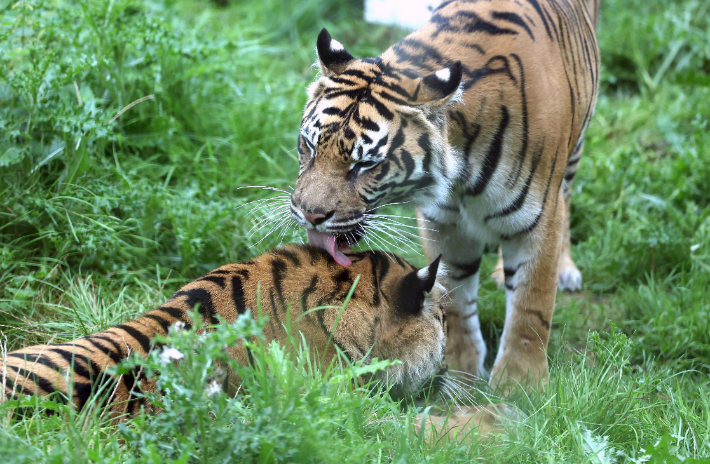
371 250 390 274
375 90 410 106
391 38 446 67
156 306 190 328
46 348 94 380
363 94 394 120
529 309 551 330
4 363 56 396
430 10 517 39
524 0 553 40
271 248 301 266
271 258 288 308
504 267 518 278
463 56 512 91
466 106 509 196
142 314 172 334
339 69 370 80
324 88 364 100
366 135 389 158
300 275 319 313
231 273 248 314
501 147 561 240
3 368 36 397
356 115 380 133
485 139 544 222
369 253 381 307
417 133 432 173
491 11 535 41
83 338 122 365
173 288 219 326
88 334 125 357
566 156 581 167
195 275 227 288
399 149 416 180
450 257 482 281
507 54 529 187
372 160 390 182
8 352 63 373
328 76 360 87
245 345 255 367
114 324 153 354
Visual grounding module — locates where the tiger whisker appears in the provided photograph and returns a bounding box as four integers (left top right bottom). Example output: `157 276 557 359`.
359 226 398 262
366 221 422 256
277 220 298 245
237 193 290 209
443 377 479 406
242 197 290 219
235 185 293 195
448 369 483 382
365 217 438 243
247 206 292 238
369 218 437 242
441 383 465 413
365 200 411 213
365 213 433 225
364 223 413 257
247 205 291 236
251 215 293 248
375 216 439 235
440 383 457 407
245 203 290 222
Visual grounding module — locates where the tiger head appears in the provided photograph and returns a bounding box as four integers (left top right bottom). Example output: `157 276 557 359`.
356 253 448 399
291 29 463 265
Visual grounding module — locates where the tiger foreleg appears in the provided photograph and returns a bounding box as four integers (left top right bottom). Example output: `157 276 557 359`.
417 211 487 378
489 192 564 392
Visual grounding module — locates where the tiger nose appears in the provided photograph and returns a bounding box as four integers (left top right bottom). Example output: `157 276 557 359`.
297 208 334 226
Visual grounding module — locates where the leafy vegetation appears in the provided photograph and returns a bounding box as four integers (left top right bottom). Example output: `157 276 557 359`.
1 0 709 461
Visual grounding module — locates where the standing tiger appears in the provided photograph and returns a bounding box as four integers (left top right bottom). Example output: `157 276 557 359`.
1 245 451 417
290 0 600 390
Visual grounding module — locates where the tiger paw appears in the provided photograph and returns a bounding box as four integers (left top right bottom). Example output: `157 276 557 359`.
558 259 582 292
418 403 521 440
490 352 548 395
490 258 505 288
444 312 487 378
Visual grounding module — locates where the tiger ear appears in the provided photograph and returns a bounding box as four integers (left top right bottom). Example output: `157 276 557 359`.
416 255 442 293
316 28 355 76
411 62 463 110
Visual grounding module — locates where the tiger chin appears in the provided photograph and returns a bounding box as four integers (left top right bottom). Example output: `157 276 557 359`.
0 245 483 425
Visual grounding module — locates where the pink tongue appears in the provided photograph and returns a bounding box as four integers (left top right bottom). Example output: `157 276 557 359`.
307 230 352 266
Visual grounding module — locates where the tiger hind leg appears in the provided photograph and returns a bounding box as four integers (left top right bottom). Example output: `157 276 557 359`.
557 142 584 291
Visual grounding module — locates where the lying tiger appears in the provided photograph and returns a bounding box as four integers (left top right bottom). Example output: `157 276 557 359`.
290 0 600 390
0 245 512 434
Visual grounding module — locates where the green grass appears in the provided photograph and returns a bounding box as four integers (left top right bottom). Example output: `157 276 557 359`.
1 0 709 461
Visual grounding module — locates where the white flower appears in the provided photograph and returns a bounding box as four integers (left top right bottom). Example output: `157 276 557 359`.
159 347 184 364
204 379 222 397
170 321 186 334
